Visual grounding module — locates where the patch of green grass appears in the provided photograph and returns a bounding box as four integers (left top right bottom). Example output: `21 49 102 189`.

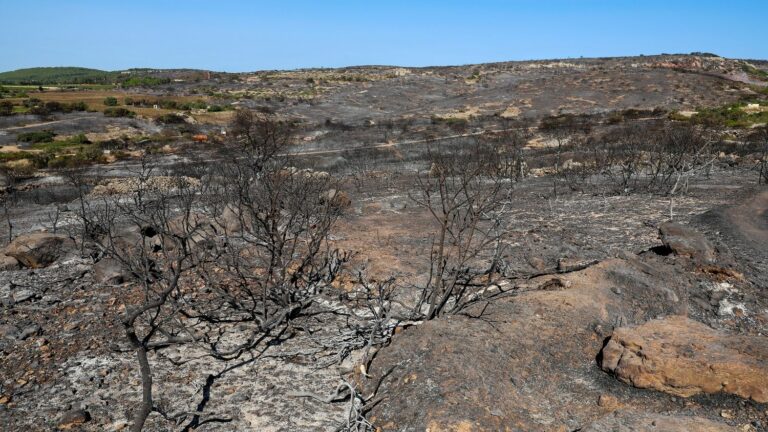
103 107 135 118
29 134 90 151
0 151 36 161
675 102 768 128
45 145 105 168
742 63 768 80
1 85 38 91
119 76 171 88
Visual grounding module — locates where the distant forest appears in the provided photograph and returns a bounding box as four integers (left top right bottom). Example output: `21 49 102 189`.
0 67 180 87
0 67 117 84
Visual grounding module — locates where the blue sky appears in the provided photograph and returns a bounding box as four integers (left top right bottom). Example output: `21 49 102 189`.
2 0 767 72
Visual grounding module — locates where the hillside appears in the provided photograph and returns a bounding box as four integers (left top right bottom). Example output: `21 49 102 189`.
0 53 767 432
0 67 116 85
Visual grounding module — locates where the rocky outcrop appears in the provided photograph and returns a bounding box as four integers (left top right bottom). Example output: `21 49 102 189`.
658 221 716 263
581 411 737 432
216 205 248 234
367 257 693 431
600 315 768 402
90 176 200 196
3 232 75 268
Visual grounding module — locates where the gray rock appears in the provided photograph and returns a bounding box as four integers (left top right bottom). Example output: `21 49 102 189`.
12 290 35 303
659 222 716 263
0 324 19 340
18 324 41 340
92 258 125 285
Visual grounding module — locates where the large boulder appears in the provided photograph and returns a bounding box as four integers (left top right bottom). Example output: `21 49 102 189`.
658 221 716 263
166 212 217 250
92 258 126 285
600 315 768 402
3 232 75 268
216 205 248 234
108 225 157 255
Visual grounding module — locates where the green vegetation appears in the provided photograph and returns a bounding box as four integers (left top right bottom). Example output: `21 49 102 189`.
2 132 105 170
0 85 29 98
29 134 90 151
742 63 768 81
756 85 768 97
0 67 195 88
5 99 90 116
0 67 115 85
44 145 106 169
156 113 186 124
17 130 56 143
103 107 135 118
0 151 37 162
673 102 768 128
2 130 105 172
103 96 118 106
119 76 171 87
123 97 214 111
157 99 206 110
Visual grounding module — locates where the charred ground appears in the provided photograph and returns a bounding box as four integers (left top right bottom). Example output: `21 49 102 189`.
0 54 767 431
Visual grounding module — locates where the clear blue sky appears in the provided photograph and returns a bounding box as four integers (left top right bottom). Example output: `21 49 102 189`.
2 0 767 72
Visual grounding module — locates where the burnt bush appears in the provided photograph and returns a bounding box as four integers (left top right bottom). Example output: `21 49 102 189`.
559 124 716 194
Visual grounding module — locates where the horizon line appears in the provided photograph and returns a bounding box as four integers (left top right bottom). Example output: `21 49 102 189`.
4 52 767 75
